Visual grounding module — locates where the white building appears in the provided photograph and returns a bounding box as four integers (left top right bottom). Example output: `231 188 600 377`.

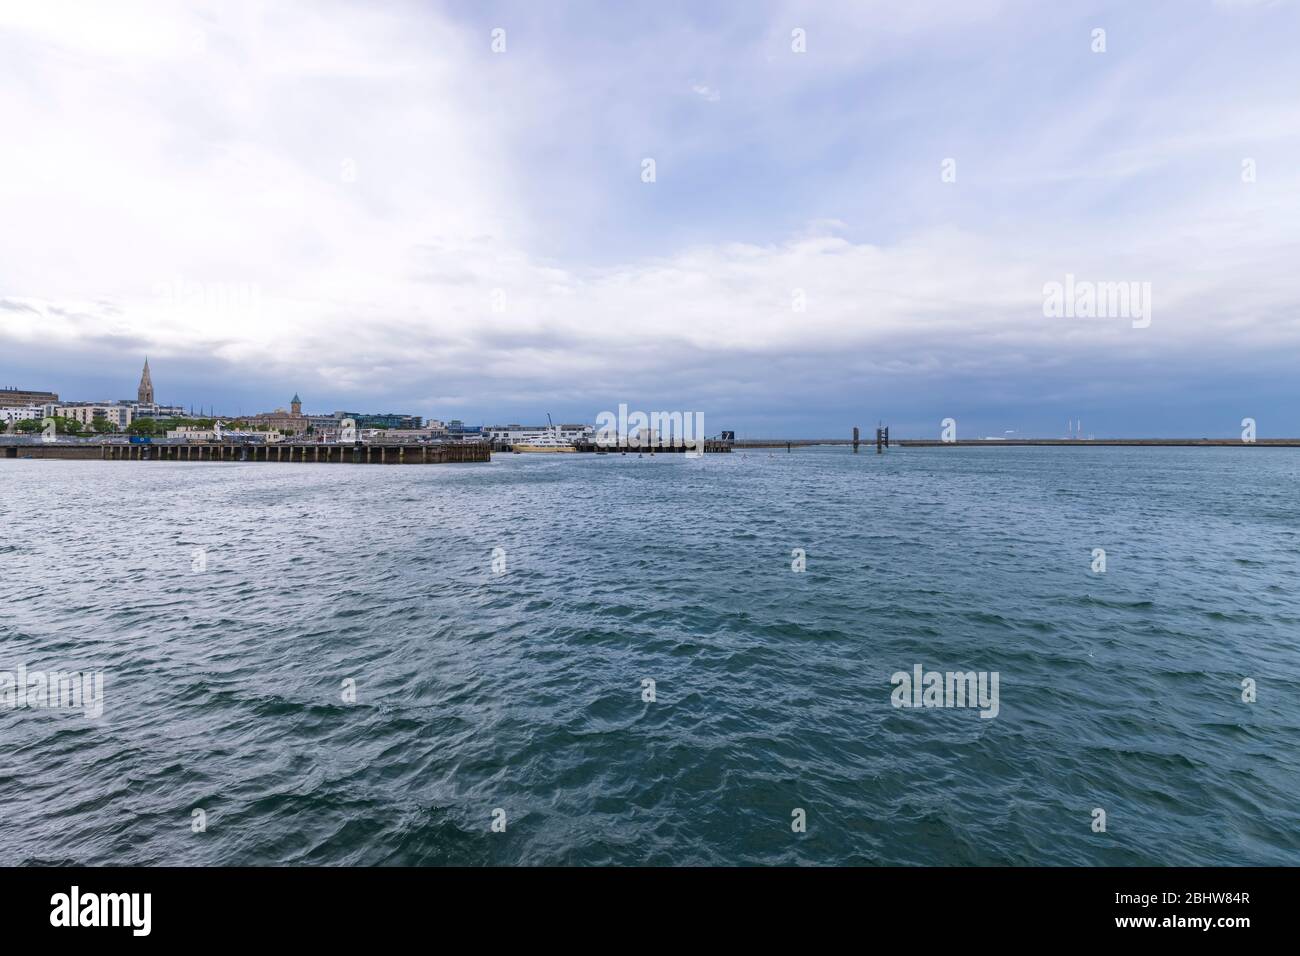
49 403 134 429
360 428 438 443
167 426 281 442
38 400 188 431
132 402 186 420
1 404 43 426
482 423 594 445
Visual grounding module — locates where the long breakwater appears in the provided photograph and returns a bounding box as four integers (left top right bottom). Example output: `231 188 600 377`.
1 439 491 464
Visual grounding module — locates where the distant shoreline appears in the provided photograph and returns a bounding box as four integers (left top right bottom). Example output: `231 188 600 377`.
733 438 1300 448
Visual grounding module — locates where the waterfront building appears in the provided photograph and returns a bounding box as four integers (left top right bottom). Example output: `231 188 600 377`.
483 423 594 445
41 400 185 432
47 403 134 430
446 420 484 442
167 426 283 442
3 357 183 434
240 394 310 435
0 386 59 407
130 402 187 420
361 428 438 442
337 411 423 430
0 404 44 426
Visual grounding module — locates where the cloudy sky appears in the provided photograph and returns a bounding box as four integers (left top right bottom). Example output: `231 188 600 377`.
2 0 1298 437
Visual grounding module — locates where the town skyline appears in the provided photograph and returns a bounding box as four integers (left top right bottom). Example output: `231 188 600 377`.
3 356 554 427
2 347 1292 441
1 357 596 438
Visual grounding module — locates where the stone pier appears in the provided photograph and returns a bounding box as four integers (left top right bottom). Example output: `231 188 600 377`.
3 441 492 463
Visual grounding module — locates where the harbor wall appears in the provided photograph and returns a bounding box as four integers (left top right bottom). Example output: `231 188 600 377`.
733 438 1300 448
2 441 491 463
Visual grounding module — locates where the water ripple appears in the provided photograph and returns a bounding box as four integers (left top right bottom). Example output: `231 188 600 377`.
1 448 1298 865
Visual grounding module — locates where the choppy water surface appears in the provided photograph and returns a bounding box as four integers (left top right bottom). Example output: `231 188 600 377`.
1 446 1297 865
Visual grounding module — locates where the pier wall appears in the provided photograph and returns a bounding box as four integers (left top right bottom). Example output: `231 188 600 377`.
569 440 732 453
733 438 1300 448
2 441 491 463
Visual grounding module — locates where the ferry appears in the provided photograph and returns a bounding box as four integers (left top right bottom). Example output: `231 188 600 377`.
513 432 577 453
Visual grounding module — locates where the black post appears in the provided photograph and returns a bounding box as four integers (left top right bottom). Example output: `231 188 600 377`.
853 426 860 453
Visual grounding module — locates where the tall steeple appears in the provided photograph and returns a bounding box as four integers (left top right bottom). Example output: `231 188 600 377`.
291 393 302 417
138 357 154 405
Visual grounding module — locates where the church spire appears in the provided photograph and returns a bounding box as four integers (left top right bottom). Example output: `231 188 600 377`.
138 357 154 405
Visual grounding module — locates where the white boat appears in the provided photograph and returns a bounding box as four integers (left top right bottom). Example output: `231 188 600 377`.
512 432 576 453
